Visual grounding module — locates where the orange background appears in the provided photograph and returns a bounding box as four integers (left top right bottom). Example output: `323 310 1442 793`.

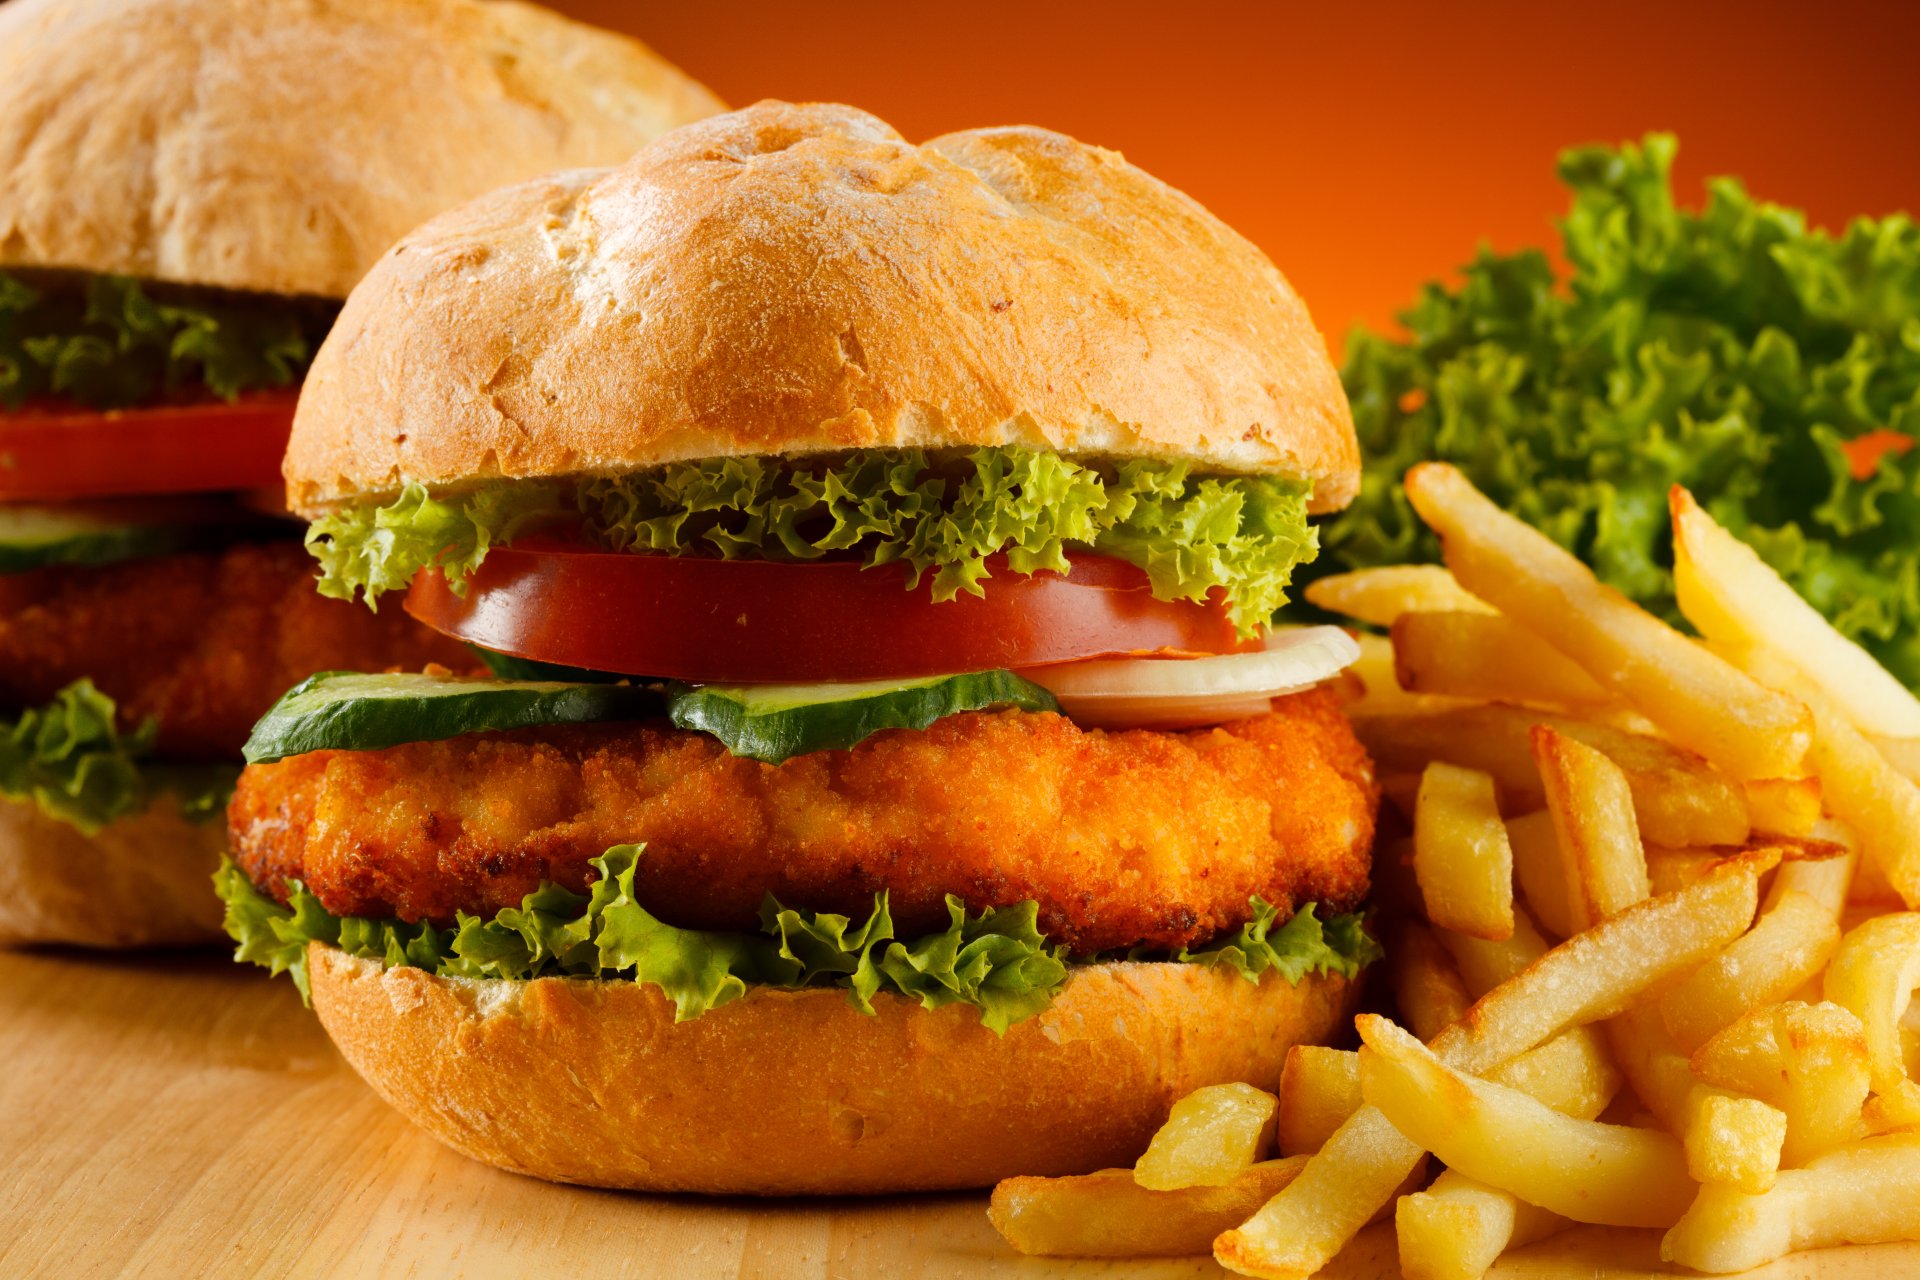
555 0 1919 354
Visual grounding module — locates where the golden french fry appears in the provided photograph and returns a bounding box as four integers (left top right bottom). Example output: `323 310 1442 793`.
1532 726 1649 928
1505 812 1576 939
1393 611 1613 709
1356 1015 1694 1227
1732 647 1920 909
1213 1106 1424 1279
1644 847 1723 897
1744 776 1824 838
1671 486 1920 740
1391 921 1473 1042
1659 890 1844 1053
1395 1169 1567 1280
1434 905 1551 996
1357 705 1750 848
1771 832 1857 917
1607 1006 1783 1192
990 1158 1306 1258
1692 1001 1870 1167
1484 1026 1621 1122
1304 565 1494 628
1403 463 1810 781
1661 1135 1920 1273
1277 1046 1360 1157
1432 849 1773 1077
1824 913 1920 1097
1349 632 1475 720
1414 764 1515 941
1134 1083 1278 1191
1872 734 1920 785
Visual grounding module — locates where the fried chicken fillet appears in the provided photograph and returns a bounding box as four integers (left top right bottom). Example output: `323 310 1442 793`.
0 541 471 757
230 686 1377 956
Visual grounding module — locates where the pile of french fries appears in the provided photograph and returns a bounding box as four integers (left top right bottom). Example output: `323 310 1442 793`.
988 463 1920 1277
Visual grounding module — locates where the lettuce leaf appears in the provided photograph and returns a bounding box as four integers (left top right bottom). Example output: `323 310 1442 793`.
1322 134 1920 686
0 681 235 833
216 844 1377 1032
0 271 336 410
308 448 1318 636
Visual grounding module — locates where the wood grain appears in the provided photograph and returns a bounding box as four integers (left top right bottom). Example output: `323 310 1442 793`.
3 947 1915 1279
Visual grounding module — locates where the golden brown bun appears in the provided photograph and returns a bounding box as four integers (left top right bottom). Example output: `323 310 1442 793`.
285 100 1358 513
309 944 1357 1194
0 0 723 298
0 796 226 948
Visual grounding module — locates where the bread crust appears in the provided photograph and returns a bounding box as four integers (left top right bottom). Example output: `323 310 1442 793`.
0 0 723 298
284 101 1359 512
309 944 1357 1194
0 796 226 947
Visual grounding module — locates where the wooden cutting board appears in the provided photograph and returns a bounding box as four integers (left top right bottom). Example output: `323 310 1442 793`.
2 946 1913 1279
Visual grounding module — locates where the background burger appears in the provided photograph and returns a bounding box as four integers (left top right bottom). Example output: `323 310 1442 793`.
0 0 721 947
220 101 1380 1194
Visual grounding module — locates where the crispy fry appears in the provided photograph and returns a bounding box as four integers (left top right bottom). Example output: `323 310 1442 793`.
1348 632 1474 720
1505 812 1576 939
1356 1015 1694 1227
1134 1083 1278 1191
1356 705 1750 848
1824 914 1920 1098
1671 486 1920 740
1533 727 1649 929
1661 1135 1920 1273
1413 764 1514 940
1393 611 1612 709
1403 463 1810 781
990 1159 1306 1258
1303 565 1494 628
1395 1169 1567 1280
1692 1001 1871 1166
1277 1046 1361 1157
1644 847 1723 897
1391 921 1473 1041
1659 891 1844 1053
1607 1006 1784 1192
1744 776 1824 838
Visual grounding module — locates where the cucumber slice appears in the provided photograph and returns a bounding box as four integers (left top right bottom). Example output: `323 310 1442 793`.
0 498 263 575
243 671 662 763
666 670 1060 764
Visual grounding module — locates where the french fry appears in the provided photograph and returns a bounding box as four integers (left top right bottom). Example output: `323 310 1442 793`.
1277 1046 1361 1157
1403 463 1810 781
1413 764 1515 940
1505 812 1577 939
1395 1169 1567 1280
1733 646 1920 909
1357 705 1750 847
1661 1135 1920 1273
1134 1083 1278 1191
1771 833 1857 917
1303 565 1494 628
1692 1001 1871 1166
1659 891 1844 1053
1391 921 1473 1041
1393 611 1613 708
1872 734 1920 786
1431 849 1772 1077
990 1159 1306 1258
1745 776 1824 838
1533 726 1649 929
1434 905 1550 995
1607 1006 1784 1192
1349 632 1475 719
1824 914 1920 1098
1644 847 1722 897
1670 485 1920 739
1355 1015 1695 1227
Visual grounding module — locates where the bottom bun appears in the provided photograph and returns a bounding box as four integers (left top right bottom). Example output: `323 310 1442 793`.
310 945 1358 1195
0 796 228 947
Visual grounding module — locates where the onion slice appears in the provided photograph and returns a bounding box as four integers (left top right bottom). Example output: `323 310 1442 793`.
1020 625 1360 729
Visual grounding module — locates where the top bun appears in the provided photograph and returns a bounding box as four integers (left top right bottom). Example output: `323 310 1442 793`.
285 101 1359 513
0 0 723 299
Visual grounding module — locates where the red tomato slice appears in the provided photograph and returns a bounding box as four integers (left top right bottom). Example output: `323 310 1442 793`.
0 392 296 500
405 541 1255 682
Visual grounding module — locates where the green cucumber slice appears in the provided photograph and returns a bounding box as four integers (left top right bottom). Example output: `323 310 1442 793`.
242 671 662 764
0 503 206 573
666 671 1060 764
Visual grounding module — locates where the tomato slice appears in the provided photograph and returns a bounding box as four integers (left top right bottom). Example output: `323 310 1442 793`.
0 392 296 500
405 542 1255 682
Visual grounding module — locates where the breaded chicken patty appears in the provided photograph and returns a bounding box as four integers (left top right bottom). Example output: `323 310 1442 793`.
0 540 471 758
230 686 1377 955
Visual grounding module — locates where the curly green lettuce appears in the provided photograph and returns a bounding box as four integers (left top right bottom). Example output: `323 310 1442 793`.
306 448 1318 636
1322 133 1920 685
216 844 1376 1032
0 680 236 832
0 271 336 410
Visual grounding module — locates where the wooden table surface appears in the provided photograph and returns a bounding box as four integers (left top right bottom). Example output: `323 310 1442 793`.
3 946 1914 1280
